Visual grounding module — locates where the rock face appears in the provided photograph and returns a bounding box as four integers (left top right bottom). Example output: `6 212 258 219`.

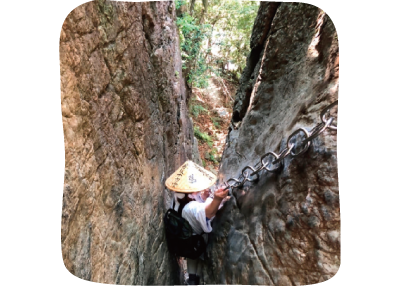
203 2 339 285
60 0 194 284
61 1 339 285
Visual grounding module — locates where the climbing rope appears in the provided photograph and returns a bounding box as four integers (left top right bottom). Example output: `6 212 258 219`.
218 100 338 194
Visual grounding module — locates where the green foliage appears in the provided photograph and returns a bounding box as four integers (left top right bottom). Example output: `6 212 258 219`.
175 0 259 165
189 0 259 76
211 117 220 128
175 0 185 10
208 148 220 163
188 54 210 88
176 0 258 87
176 9 211 88
190 104 208 118
194 126 213 147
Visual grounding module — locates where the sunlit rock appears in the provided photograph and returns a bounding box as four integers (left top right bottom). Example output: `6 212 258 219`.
60 1 194 284
204 2 339 285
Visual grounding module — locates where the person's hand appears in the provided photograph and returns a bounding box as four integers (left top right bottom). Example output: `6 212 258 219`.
213 187 229 201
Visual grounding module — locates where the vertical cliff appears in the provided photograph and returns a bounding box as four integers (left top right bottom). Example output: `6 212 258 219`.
60 1 339 285
60 0 193 284
204 2 339 285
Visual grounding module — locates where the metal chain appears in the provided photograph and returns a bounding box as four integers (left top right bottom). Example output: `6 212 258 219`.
219 100 338 195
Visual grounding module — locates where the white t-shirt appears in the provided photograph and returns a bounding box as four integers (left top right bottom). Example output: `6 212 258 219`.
173 193 214 235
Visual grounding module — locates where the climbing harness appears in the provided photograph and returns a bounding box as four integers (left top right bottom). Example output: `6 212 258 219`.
220 100 338 194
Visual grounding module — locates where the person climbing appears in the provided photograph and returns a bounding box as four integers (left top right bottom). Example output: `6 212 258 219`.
164 160 229 285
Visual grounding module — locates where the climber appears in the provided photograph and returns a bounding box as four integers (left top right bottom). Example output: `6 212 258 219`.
165 160 229 285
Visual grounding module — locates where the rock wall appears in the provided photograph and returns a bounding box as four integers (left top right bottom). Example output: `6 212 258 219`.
60 0 194 284
61 1 339 285
204 2 339 285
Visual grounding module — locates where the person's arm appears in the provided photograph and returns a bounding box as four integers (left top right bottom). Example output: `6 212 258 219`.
205 188 229 219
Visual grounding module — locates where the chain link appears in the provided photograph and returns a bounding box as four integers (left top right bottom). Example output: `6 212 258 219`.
287 127 311 157
222 100 338 194
242 166 259 183
303 117 333 144
321 101 338 130
272 145 293 165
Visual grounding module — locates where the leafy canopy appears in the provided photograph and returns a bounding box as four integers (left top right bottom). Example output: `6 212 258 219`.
175 0 259 87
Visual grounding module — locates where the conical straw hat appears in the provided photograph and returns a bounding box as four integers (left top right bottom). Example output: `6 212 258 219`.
165 160 217 193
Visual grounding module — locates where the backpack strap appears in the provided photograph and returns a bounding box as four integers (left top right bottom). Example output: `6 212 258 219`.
178 193 187 216
170 193 186 215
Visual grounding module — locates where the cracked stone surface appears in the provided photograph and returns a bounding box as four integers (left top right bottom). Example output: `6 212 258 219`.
60 0 194 284
203 2 340 285
61 1 339 285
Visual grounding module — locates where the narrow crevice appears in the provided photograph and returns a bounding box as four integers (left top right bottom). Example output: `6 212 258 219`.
232 2 280 123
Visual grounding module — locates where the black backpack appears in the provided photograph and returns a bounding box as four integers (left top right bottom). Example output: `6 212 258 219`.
163 199 206 260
